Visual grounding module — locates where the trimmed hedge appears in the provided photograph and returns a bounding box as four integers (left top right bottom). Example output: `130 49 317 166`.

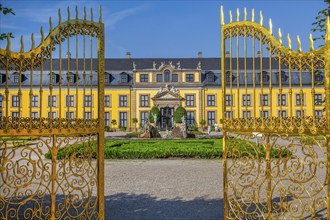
174 106 187 123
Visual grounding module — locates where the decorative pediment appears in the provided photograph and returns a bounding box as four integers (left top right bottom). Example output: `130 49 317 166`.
152 85 184 101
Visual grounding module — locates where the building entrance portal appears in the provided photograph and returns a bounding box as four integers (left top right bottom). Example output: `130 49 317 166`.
160 107 174 130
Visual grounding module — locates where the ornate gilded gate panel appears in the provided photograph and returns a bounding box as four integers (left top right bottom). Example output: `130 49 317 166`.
220 7 330 219
0 7 104 219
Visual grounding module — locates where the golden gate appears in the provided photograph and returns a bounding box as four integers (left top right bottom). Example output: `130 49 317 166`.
220 7 330 219
0 6 105 219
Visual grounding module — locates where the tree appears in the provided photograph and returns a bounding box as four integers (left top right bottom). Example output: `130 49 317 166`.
173 106 187 123
111 119 117 131
0 4 15 41
311 0 330 43
148 106 160 123
200 119 206 131
132 118 138 131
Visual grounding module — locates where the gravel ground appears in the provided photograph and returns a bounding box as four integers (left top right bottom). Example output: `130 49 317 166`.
104 159 224 220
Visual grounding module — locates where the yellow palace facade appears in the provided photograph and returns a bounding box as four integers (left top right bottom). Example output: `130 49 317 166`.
0 52 324 130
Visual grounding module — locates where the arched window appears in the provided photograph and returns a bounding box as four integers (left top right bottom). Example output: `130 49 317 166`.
164 69 170 82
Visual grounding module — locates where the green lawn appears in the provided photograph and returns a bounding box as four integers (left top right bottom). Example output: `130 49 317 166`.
46 138 291 160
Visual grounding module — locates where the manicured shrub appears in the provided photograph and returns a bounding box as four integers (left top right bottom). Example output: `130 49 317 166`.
119 126 127 131
174 106 187 123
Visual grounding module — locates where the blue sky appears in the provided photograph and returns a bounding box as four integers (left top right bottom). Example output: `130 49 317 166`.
0 0 327 58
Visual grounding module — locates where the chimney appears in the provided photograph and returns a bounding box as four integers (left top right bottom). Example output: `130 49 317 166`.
198 51 202 59
126 52 131 59
225 51 230 58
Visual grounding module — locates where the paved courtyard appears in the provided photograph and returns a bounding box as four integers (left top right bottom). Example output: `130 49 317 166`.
104 159 224 220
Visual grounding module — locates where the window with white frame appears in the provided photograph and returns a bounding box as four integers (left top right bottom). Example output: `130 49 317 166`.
242 94 251 106
207 111 215 125
315 110 323 116
84 111 91 119
278 94 287 106
104 95 110 107
48 95 57 107
225 95 232 106
0 95 3 108
140 95 149 107
225 111 232 118
12 95 19 107
314 94 323 106
260 110 269 118
186 74 194 82
66 112 74 119
278 110 287 118
105 112 110 126
31 112 39 118
296 110 305 117
242 110 251 118
186 95 195 107
119 112 128 127
140 74 149 82
31 95 38 107
48 111 57 118
66 95 74 107
295 94 305 106
207 95 215 106
260 94 269 106
119 95 128 107
140 111 148 125
84 95 92 107
186 111 195 126
12 112 19 118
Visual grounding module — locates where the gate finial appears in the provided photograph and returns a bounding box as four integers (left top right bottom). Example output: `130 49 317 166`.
309 34 314 51
99 5 102 23
326 16 330 41
287 34 291 49
244 7 247 21
259 10 263 25
58 9 62 24
251 8 254 22
40 26 44 43
67 6 70 21
84 7 87 20
20 35 24 53
278 28 282 44
91 8 94 22
49 17 52 34
236 8 239 22
296 35 301 52
269 19 272 35
229 10 232 23
6 34 11 51
31 33 35 50
220 6 224 25
76 6 78 20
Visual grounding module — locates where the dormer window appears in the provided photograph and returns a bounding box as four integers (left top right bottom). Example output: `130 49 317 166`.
259 71 269 83
314 70 324 83
120 72 128 83
206 71 214 83
225 71 230 83
276 71 288 83
164 69 170 82
14 75 19 83
105 73 110 83
50 73 60 84
0 74 6 84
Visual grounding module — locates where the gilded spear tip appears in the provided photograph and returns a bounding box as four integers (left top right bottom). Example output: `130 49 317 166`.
20 35 24 53
6 34 11 51
220 6 224 25
31 33 35 50
76 5 78 20
269 18 272 35
67 6 70 21
259 10 263 25
251 8 254 22
244 7 247 21
296 35 301 52
91 8 94 22
236 8 239 22
99 5 102 22
229 10 232 23
309 33 314 51
84 7 86 20
58 8 62 24
278 28 282 44
40 26 44 42
49 17 52 33
287 34 291 49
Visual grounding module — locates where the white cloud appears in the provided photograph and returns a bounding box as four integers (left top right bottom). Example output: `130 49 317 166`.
103 5 148 31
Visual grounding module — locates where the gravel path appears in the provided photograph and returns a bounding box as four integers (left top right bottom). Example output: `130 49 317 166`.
104 159 224 220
